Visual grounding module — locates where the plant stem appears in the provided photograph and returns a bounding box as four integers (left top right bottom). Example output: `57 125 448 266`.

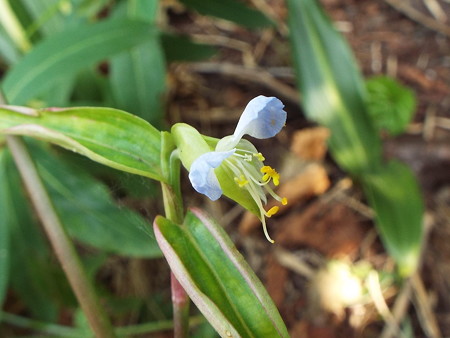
161 182 191 338
5 135 116 338
160 132 190 338
170 272 191 337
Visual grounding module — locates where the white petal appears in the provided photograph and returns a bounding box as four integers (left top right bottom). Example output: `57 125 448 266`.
233 95 287 140
188 150 235 201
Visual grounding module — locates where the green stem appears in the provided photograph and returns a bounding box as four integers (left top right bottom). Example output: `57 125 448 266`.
160 132 190 338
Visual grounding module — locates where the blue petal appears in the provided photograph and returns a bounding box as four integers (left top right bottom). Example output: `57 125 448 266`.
233 95 287 140
188 150 235 201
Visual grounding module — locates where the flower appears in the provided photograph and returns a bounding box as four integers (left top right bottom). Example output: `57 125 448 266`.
188 95 288 243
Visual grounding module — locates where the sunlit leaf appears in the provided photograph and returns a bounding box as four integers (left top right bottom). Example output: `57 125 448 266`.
362 161 423 276
0 105 165 181
286 0 381 174
154 208 289 338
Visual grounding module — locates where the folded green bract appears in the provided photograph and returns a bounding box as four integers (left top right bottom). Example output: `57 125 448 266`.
154 209 289 338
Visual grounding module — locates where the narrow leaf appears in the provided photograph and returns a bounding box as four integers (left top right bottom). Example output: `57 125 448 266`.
362 161 424 276
0 105 165 181
286 0 381 174
154 208 289 338
179 0 273 29
2 18 156 105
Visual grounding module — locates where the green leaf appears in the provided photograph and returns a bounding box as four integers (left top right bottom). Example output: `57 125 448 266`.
362 161 423 276
286 0 381 174
161 34 217 62
110 2 166 126
154 209 289 338
366 76 416 135
31 143 162 258
2 18 157 105
0 149 10 309
179 0 273 29
0 105 165 181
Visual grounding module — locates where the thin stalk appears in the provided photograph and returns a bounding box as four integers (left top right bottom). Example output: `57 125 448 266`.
0 311 205 337
6 135 116 338
160 132 190 338
161 181 190 338
170 272 191 337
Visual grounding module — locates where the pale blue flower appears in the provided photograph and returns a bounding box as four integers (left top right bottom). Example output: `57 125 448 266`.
188 95 288 242
188 150 235 201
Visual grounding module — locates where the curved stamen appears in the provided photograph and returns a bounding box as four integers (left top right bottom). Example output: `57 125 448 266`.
264 184 288 205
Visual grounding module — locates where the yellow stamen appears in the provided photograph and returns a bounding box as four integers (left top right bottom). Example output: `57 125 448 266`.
260 166 280 186
266 206 279 217
272 175 280 186
234 175 249 187
281 197 288 205
254 152 265 161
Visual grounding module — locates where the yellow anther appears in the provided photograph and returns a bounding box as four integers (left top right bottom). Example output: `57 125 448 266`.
272 175 280 186
234 175 249 187
254 152 265 161
266 206 279 217
281 197 288 205
260 166 280 186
